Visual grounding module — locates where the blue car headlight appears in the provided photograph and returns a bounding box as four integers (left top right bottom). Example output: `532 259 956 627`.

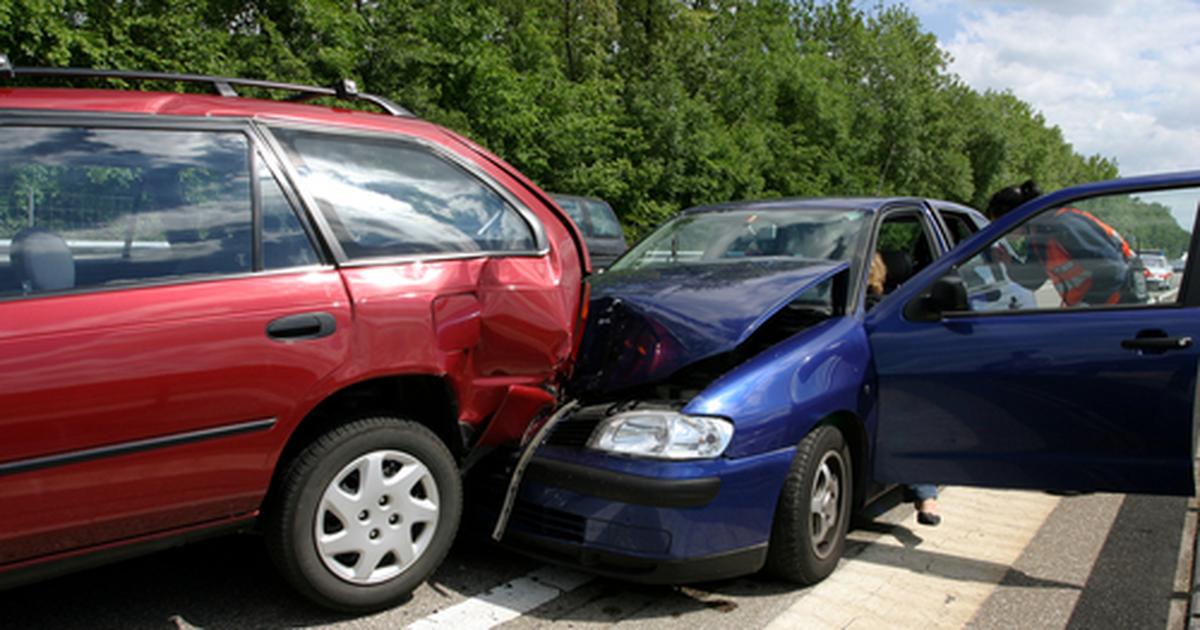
587 410 734 459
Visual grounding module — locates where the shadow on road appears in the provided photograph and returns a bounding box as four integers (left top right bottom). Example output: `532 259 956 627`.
1063 494 1189 630
845 527 1083 591
0 531 540 629
0 534 337 629
1 493 1189 629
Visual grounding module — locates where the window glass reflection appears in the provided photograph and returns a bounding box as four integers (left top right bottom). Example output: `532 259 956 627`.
272 129 536 258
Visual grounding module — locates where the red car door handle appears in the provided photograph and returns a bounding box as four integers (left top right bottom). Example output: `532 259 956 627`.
1121 335 1193 353
266 312 336 341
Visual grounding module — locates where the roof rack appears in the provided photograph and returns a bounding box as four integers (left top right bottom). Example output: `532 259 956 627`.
0 53 413 117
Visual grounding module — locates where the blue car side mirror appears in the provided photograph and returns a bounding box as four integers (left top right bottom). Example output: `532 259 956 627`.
906 272 969 321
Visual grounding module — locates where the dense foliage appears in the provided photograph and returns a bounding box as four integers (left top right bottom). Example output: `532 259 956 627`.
1089 198 1191 259
0 0 1139 240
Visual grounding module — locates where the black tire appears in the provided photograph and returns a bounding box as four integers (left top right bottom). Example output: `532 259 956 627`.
264 417 462 612
765 424 852 584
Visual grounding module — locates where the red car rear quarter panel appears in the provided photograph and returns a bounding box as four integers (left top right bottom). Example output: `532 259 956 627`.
336 261 479 379
452 137 587 384
338 255 578 430
324 126 584 434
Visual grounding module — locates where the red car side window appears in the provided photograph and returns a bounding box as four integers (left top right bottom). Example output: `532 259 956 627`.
0 126 261 296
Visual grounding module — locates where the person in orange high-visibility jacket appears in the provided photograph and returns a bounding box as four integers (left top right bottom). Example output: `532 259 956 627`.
986 180 1146 307
1030 206 1139 306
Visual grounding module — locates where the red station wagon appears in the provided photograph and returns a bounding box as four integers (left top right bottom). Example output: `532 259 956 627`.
0 60 588 612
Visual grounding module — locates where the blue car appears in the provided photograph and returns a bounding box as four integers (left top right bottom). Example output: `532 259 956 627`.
497 177 1199 586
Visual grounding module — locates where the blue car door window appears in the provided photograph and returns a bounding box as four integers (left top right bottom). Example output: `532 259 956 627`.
957 188 1192 311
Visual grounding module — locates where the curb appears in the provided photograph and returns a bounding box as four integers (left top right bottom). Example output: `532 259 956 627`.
1191 507 1200 630
1190 459 1200 630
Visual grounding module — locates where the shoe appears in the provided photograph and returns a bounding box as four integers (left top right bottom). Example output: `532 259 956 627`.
917 511 941 526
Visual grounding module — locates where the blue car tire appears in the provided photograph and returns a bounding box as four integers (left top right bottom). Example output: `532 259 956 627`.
764 424 852 584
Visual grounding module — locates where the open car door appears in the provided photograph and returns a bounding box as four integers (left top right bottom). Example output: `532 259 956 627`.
866 173 1200 496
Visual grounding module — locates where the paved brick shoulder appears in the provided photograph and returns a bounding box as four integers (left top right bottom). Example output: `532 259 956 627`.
767 488 1062 629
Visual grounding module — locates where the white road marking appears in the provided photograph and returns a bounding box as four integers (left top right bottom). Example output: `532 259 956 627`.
407 566 593 630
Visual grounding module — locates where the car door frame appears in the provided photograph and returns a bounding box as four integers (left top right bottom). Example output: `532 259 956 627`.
858 201 951 307
930 202 989 248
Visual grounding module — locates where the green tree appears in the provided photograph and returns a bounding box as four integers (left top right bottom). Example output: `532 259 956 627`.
0 0 1128 240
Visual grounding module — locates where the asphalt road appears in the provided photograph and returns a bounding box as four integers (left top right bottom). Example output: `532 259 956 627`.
1 484 1192 630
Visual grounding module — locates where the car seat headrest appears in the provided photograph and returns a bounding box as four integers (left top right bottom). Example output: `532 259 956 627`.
11 228 75 292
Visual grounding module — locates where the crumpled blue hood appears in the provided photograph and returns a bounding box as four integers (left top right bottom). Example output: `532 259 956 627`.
572 258 847 396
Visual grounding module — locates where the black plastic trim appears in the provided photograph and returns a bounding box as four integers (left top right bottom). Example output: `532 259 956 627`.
1181 200 1200 307
0 263 335 305
506 530 767 585
937 298 1191 319
266 311 336 341
247 122 336 265
0 418 276 478
525 456 721 508
249 147 264 270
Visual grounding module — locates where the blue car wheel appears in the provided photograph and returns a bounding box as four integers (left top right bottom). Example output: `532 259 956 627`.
765 425 852 584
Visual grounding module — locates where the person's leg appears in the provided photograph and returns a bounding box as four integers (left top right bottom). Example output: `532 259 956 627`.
908 484 940 526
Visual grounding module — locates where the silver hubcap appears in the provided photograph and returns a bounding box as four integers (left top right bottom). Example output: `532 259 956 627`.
315 450 440 585
808 450 845 560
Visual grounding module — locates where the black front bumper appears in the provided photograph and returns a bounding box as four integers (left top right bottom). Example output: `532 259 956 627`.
525 456 721 508
505 529 768 584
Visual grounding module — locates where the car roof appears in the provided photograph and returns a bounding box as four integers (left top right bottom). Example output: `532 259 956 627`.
682 196 961 215
931 200 989 225
0 87 448 138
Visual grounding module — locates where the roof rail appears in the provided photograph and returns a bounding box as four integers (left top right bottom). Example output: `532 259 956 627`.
0 53 413 117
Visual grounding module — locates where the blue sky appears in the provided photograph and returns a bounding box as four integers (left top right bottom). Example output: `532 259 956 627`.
884 0 1200 178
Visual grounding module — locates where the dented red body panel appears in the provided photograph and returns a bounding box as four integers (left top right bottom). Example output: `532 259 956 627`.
0 87 586 571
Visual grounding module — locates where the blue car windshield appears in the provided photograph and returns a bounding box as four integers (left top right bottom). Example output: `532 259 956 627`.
611 208 870 272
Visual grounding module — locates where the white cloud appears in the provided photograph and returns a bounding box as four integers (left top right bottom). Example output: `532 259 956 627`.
929 0 1200 176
